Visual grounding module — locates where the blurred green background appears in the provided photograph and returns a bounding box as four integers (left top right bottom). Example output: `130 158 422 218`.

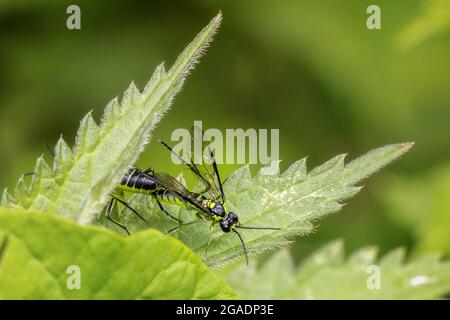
1 0 449 262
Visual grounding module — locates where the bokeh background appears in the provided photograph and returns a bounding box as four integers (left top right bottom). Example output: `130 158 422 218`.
1 0 449 262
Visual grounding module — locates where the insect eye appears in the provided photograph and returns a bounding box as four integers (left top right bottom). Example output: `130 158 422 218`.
220 220 231 233
228 212 238 224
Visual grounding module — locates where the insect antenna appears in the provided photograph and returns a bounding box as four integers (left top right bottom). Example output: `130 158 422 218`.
236 226 281 231
232 229 249 266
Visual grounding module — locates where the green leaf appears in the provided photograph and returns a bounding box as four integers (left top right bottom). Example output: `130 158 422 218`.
122 143 413 267
226 241 450 299
0 208 237 299
1 13 222 225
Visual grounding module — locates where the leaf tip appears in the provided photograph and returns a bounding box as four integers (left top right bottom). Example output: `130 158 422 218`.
400 141 415 151
214 11 223 23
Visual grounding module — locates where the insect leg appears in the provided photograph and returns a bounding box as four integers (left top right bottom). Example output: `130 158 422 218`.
142 168 155 176
154 197 183 224
23 142 56 177
203 222 215 262
105 198 131 236
23 142 55 177
166 219 202 234
111 195 149 226
44 142 55 158
0 235 9 265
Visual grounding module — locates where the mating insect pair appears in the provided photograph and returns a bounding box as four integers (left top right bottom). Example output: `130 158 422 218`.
108 127 280 264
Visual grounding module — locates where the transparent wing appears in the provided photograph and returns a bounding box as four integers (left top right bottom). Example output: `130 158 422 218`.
159 125 225 202
189 125 225 202
154 172 213 216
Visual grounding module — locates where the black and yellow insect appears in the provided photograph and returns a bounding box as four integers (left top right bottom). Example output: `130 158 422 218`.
152 126 281 264
107 163 230 236
107 127 280 264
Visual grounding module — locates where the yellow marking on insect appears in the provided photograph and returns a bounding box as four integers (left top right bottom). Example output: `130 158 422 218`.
202 200 215 209
116 183 151 195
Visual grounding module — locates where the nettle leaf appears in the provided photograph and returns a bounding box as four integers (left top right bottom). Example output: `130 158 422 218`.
120 143 413 267
1 13 222 225
0 209 237 299
226 241 450 299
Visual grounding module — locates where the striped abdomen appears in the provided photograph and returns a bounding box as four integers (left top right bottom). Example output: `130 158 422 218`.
117 168 184 205
118 168 159 195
